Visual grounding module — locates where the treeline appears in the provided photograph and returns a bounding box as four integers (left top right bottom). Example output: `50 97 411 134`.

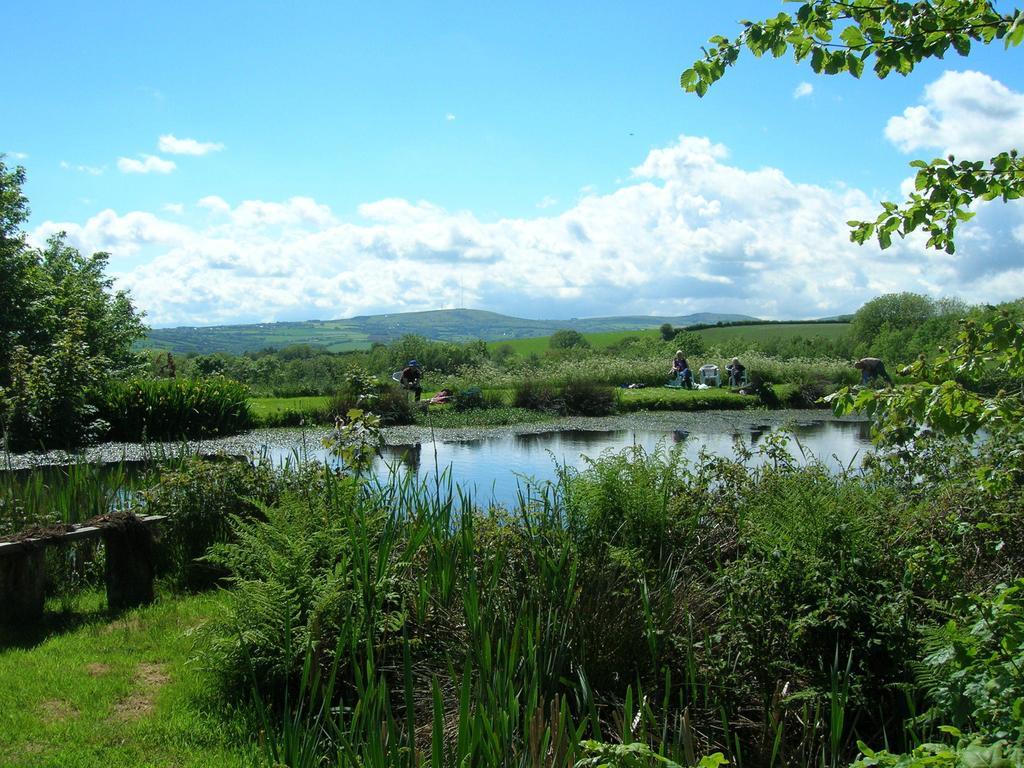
683 316 852 331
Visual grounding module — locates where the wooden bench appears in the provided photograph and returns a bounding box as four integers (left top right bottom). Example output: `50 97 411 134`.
0 514 166 625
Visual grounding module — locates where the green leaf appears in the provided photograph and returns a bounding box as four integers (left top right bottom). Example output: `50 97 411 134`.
839 26 866 48
810 46 824 72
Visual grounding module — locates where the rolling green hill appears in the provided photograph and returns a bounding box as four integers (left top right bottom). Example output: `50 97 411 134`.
143 309 757 355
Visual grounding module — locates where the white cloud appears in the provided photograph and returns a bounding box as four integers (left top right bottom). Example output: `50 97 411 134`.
793 82 814 99
34 133 1024 327
60 160 104 176
158 134 225 156
536 195 558 209
9 151 29 160
31 209 192 257
198 195 231 212
163 203 185 215
445 113 456 121
884 70 1024 157
117 154 176 174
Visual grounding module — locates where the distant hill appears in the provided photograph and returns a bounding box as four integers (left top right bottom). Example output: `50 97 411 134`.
143 309 758 355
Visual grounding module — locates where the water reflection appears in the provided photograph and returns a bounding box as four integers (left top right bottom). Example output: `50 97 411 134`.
381 443 422 473
748 424 770 446
267 420 872 509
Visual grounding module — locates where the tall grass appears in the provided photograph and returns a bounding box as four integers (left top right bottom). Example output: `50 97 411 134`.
188 436 997 768
0 460 137 535
99 376 253 441
441 352 855 395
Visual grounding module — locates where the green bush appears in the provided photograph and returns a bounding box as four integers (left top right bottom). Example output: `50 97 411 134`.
561 378 617 416
203 480 368 694
99 376 253 441
549 329 590 350
138 456 283 589
327 372 414 426
0 314 109 451
512 379 563 412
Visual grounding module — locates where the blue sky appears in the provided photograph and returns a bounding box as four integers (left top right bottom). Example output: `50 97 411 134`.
4 1 1024 326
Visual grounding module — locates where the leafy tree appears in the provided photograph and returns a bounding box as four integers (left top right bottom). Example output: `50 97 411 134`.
659 322 676 341
682 0 1024 253
0 158 147 448
0 159 39 387
850 292 936 347
549 329 591 350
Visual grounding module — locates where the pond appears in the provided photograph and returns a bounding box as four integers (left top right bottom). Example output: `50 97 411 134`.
264 413 873 509
0 411 873 522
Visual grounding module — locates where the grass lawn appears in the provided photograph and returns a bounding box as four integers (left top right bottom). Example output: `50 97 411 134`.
618 385 753 411
0 591 253 768
486 329 662 357
248 395 330 420
618 382 799 411
414 405 552 428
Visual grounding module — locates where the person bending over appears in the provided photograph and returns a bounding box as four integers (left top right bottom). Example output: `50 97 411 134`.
399 359 423 401
854 357 893 386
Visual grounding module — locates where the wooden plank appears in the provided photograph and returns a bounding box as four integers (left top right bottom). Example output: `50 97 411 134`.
0 515 167 556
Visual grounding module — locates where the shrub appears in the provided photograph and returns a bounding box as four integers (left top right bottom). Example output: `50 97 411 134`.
512 379 563 413
914 580 1024 742
99 376 253 441
0 315 109 451
138 456 283 589
327 372 414 426
561 379 617 416
549 329 590 350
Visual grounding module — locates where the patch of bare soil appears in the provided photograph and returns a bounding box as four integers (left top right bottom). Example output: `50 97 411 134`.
107 661 170 723
136 662 170 687
38 699 79 724
110 691 155 721
85 662 111 677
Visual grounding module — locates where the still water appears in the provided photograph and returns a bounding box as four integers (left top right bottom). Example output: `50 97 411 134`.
266 419 873 509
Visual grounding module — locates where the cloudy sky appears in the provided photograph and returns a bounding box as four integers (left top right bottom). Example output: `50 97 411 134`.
4 1 1023 327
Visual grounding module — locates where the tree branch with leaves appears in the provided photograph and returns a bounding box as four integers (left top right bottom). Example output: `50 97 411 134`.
682 0 1024 253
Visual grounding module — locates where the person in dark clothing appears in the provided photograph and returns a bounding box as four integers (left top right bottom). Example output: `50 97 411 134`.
855 357 894 386
670 350 693 389
399 359 423 401
726 357 746 387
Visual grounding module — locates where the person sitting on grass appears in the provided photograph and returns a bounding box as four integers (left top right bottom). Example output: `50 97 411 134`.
854 357 894 386
399 359 423 401
670 351 693 389
726 357 746 387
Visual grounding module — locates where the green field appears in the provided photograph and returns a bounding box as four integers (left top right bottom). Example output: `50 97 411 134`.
485 328 663 357
694 321 850 344
486 323 850 358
